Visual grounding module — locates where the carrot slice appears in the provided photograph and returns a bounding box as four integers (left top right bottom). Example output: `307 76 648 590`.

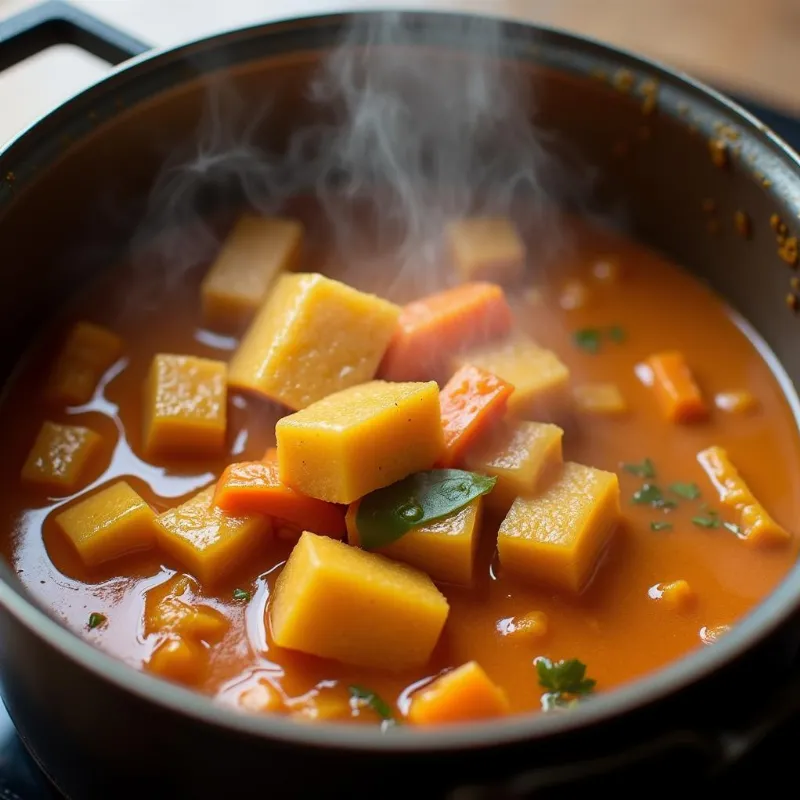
407 661 510 725
379 282 513 382
637 351 708 423
437 364 513 468
214 461 346 538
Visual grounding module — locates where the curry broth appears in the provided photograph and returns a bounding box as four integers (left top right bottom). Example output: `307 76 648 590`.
2 204 798 722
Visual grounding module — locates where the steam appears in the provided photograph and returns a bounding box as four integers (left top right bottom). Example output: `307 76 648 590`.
131 11 583 303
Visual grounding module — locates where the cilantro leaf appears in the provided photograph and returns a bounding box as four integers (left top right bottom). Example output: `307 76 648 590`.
692 513 721 529
622 458 656 479
536 657 596 695
632 483 663 506
348 685 397 725
573 328 602 353
233 588 251 602
669 482 701 500
87 612 106 630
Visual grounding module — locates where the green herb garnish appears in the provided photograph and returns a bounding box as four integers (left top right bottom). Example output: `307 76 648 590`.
723 522 742 536
233 588 251 602
622 458 656 479
650 521 673 532
632 483 663 506
669 482 701 500
348 685 396 724
573 328 602 353
607 325 626 343
87 612 106 630
356 469 496 550
536 657 596 712
692 511 721 529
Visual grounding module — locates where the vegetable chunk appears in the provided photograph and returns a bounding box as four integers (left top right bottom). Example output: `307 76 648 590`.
573 383 627 415
145 575 229 644
497 462 620 593
451 335 569 420
464 421 564 513
21 421 101 491
697 445 790 547
214 460 346 538
637 351 708 423
346 497 483 586
228 273 401 410
446 217 526 284
200 215 303 330
407 661 509 724
46 321 122 405
269 531 449 670
155 486 270 585
142 354 227 460
55 480 158 567
276 380 444 504
379 282 513 382
437 365 514 468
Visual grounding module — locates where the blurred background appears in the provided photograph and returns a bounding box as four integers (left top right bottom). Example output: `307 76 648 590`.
0 0 799 145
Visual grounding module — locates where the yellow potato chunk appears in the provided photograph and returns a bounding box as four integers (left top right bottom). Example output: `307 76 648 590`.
276 380 444 504
573 383 628 415
649 579 696 613
446 217 526 284
155 486 270 585
270 531 449 670
464 421 563 513
21 421 102 491
55 480 158 567
147 634 206 685
142 354 227 460
146 575 229 644
346 497 482 586
697 445 790 547
46 321 123 405
201 215 303 330
497 462 620 594
228 273 401 410
452 335 569 419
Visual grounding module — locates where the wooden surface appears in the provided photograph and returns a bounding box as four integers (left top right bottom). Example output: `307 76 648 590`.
0 0 799 145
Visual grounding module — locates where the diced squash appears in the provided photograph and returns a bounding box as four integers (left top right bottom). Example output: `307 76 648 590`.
446 218 526 284
145 574 229 644
714 390 758 414
142 354 227 460
46 321 123 405
21 421 101 491
155 486 270 585
228 273 401 410
500 610 549 640
238 678 285 714
697 445 790 547
379 282 513 382
201 215 303 330
636 351 708 423
55 480 158 567
269 531 449 670
649 579 695 612
276 380 443 504
437 365 513 469
497 462 620 594
407 661 510 725
346 497 483 586
464 420 563 513
214 460 346 538
573 383 627 415
146 634 206 685
451 335 570 419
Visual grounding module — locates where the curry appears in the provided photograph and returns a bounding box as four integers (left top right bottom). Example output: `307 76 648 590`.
2 201 798 727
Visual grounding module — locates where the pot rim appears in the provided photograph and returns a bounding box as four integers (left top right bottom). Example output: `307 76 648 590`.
1 6 799 753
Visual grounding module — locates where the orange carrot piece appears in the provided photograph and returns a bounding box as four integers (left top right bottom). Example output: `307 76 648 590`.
214 461 346 538
437 364 513 468
638 351 708 423
379 282 513 382
407 661 510 725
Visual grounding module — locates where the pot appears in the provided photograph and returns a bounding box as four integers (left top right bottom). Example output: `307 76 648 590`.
0 3 799 798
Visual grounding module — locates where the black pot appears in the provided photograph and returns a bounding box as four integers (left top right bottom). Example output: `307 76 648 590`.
0 3 799 798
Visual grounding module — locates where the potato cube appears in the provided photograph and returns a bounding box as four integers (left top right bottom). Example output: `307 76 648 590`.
573 383 627 415
464 421 563 513
55 480 158 567
452 335 569 419
269 531 449 670
346 497 482 586
276 380 444 504
146 575 229 644
155 486 270 585
497 462 620 593
21 421 102 491
46 321 123 405
447 217 526 284
228 273 401 410
142 354 227 460
146 634 206 685
201 215 303 330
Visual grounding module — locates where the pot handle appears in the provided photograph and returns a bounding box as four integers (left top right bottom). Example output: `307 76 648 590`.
0 0 149 74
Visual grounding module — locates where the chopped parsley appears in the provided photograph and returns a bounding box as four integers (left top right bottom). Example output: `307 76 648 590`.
572 326 627 354
632 483 664 506
348 685 397 725
669 482 701 500
622 458 656 479
692 511 721 529
233 588 251 602
87 612 106 630
536 657 596 712
650 521 673 532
